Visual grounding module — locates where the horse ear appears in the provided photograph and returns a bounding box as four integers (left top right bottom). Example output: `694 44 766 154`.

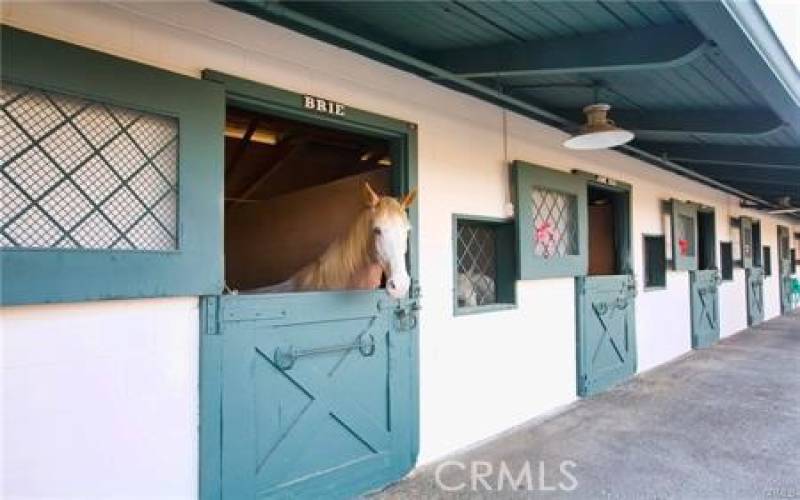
362 182 380 207
400 188 417 209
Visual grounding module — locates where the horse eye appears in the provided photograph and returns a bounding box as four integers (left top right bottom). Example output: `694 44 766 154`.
373 227 382 236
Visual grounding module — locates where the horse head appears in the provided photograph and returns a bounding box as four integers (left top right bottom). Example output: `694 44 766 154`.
363 182 416 299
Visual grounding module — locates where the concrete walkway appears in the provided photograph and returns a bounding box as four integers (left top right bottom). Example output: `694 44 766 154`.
375 312 800 499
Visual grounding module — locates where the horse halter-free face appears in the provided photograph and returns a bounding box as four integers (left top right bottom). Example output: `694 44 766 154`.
363 182 416 299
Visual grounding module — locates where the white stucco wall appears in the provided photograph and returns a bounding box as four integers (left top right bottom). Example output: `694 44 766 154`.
2 2 799 498
1 297 199 499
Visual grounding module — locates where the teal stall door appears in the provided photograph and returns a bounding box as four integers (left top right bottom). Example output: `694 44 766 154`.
690 270 721 348
746 267 765 326
778 226 793 314
202 290 418 499
576 275 637 396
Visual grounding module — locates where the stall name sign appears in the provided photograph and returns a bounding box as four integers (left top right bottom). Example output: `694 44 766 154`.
303 95 346 117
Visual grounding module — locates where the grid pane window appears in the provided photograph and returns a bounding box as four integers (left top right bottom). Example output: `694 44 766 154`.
530 187 578 258
456 222 497 307
677 214 695 257
0 81 179 250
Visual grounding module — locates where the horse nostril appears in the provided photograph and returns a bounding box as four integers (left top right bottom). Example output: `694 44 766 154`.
387 279 396 290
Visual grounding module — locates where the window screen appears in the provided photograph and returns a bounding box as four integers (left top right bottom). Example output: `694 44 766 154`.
454 217 515 312
730 219 742 264
720 242 733 281
530 187 578 258
456 221 497 307
1 82 179 251
763 246 772 276
677 214 695 257
742 225 753 262
643 235 666 288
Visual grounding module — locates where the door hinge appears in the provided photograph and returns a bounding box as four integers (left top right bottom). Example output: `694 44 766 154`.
202 296 222 335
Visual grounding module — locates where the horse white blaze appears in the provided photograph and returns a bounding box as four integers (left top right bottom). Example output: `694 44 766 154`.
374 212 411 299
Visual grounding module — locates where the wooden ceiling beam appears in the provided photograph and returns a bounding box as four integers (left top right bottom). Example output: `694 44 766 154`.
422 24 708 79
634 142 800 169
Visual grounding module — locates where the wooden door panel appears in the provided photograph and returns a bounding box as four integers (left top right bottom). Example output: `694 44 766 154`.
690 270 720 348
576 275 637 396
746 267 764 326
207 290 417 499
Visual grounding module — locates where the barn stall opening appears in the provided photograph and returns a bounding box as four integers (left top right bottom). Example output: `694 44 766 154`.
199 72 419 500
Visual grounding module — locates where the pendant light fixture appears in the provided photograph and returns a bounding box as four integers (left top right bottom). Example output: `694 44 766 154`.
563 103 634 150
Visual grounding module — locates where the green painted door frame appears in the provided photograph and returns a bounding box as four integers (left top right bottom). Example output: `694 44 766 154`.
576 181 636 397
199 71 419 500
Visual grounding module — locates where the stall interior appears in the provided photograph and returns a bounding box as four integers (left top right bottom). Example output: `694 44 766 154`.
223 106 393 291
587 185 629 276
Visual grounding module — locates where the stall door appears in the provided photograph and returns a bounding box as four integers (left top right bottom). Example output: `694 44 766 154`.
202 290 418 499
576 275 637 396
746 267 765 326
690 270 720 348
778 226 793 313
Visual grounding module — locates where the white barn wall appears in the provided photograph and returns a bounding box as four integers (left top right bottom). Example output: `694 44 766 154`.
1 297 199 499
2 2 799 497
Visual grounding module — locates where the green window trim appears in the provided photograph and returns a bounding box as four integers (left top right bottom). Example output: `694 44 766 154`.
452 214 517 316
512 160 588 280
1 27 224 305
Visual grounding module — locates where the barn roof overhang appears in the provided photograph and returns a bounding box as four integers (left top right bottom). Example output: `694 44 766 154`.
223 1 800 218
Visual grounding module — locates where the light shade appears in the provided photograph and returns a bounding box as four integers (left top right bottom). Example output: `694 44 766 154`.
563 103 634 150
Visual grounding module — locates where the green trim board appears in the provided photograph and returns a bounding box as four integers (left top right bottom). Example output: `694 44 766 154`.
452 214 517 316
1 26 224 305
512 160 588 280
200 70 419 500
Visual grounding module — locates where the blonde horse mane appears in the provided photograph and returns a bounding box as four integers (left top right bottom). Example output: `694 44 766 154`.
291 182 415 292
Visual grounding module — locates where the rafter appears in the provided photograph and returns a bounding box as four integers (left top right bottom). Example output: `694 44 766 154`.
634 142 800 169
423 24 708 79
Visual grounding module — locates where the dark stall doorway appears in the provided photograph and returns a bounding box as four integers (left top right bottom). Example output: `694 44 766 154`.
697 209 717 271
223 106 394 291
587 185 629 276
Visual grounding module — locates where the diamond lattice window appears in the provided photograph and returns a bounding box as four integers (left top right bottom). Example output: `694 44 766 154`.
456 222 498 307
530 187 578 258
1 81 179 250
